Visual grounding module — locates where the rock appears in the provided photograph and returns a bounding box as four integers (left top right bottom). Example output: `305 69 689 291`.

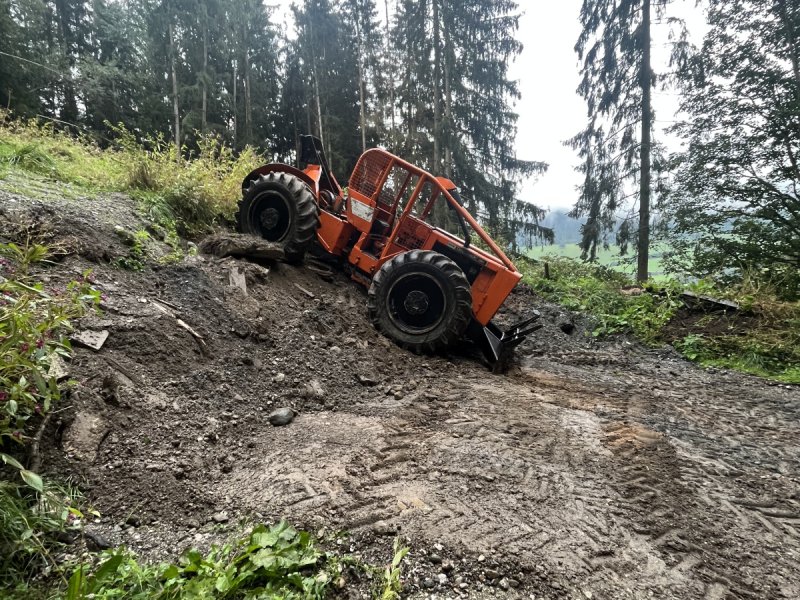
485 568 500 580
423 578 435 589
477 554 486 562
63 411 109 463
441 559 455 573
48 353 70 380
273 373 286 383
84 529 113 551
429 553 442 564
372 520 397 536
268 408 295 426
305 379 325 398
71 329 109 351
211 511 229 524
356 374 378 387
125 515 141 527
499 578 510 590
437 573 449 586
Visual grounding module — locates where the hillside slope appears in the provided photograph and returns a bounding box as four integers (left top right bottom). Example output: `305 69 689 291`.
1 185 799 599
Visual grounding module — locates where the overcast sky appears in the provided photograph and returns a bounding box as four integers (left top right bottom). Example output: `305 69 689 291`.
271 0 707 211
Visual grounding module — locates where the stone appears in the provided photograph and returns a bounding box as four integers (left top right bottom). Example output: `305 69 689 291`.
357 374 378 387
268 408 295 426
211 511 229 524
84 529 113 551
437 573 449 586
71 329 109 351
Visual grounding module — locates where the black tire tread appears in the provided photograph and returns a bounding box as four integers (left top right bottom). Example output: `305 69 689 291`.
367 250 473 353
235 172 320 264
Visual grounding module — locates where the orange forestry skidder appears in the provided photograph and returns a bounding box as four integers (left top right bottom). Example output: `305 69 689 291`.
236 135 541 364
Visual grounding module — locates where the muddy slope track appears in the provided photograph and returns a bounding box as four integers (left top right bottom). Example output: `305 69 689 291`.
3 191 797 599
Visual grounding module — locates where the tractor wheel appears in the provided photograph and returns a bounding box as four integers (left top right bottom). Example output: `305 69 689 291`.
236 172 319 264
368 250 473 353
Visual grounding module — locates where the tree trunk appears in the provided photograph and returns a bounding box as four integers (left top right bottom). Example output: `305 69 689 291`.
232 59 237 149
637 0 652 283
54 0 78 122
433 0 442 173
356 12 366 152
169 20 181 162
384 0 396 136
201 8 208 132
778 0 800 98
442 0 453 179
244 44 252 145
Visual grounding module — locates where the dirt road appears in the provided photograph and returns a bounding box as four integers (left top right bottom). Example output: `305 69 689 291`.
3 190 798 598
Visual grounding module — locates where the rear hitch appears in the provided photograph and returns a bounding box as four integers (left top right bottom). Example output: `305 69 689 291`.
467 311 543 365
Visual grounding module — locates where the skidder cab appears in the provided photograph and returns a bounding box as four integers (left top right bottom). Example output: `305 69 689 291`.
236 135 540 364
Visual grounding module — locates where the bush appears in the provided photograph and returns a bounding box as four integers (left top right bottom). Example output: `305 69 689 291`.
111 124 263 236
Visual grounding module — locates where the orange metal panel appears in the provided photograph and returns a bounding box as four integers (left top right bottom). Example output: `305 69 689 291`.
316 211 350 256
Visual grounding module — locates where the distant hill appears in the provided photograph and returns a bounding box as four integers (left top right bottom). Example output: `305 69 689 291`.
538 209 585 246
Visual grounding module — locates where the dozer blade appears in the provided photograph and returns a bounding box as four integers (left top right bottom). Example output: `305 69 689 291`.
467 311 543 365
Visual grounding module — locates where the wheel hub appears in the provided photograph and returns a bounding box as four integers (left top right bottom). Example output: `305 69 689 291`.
260 207 280 230
404 290 429 315
251 191 292 242
386 272 446 335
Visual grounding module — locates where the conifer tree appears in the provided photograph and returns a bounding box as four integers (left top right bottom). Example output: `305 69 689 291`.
570 0 670 280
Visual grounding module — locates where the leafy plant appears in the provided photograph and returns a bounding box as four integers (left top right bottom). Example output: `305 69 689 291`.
0 243 100 444
378 538 409 600
66 521 335 600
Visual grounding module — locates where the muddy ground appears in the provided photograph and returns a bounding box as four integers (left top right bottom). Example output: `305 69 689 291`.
1 187 799 599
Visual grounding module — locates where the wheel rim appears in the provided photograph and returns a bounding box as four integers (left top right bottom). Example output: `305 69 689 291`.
387 272 447 335
250 190 292 242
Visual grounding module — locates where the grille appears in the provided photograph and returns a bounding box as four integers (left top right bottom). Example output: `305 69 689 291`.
349 151 392 199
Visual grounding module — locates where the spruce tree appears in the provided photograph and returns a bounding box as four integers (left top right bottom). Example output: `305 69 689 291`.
570 0 671 280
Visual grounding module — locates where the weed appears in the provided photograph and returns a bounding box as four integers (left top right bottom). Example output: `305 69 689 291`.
378 538 409 600
0 477 84 588
65 521 342 599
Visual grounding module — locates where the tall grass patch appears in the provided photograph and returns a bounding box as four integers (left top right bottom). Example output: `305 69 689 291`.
0 113 264 236
522 256 800 383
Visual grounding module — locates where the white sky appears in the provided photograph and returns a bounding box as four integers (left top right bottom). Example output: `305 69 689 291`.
271 0 708 211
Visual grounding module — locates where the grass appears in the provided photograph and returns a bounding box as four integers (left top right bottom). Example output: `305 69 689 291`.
520 256 800 383
526 242 668 280
0 112 264 237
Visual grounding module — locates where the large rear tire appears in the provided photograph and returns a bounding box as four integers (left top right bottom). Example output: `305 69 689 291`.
235 172 319 264
368 250 473 353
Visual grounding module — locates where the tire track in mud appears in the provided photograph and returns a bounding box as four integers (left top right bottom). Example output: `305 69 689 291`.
523 355 800 599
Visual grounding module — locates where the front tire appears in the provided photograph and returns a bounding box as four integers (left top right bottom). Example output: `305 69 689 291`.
235 172 319 264
368 250 473 353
